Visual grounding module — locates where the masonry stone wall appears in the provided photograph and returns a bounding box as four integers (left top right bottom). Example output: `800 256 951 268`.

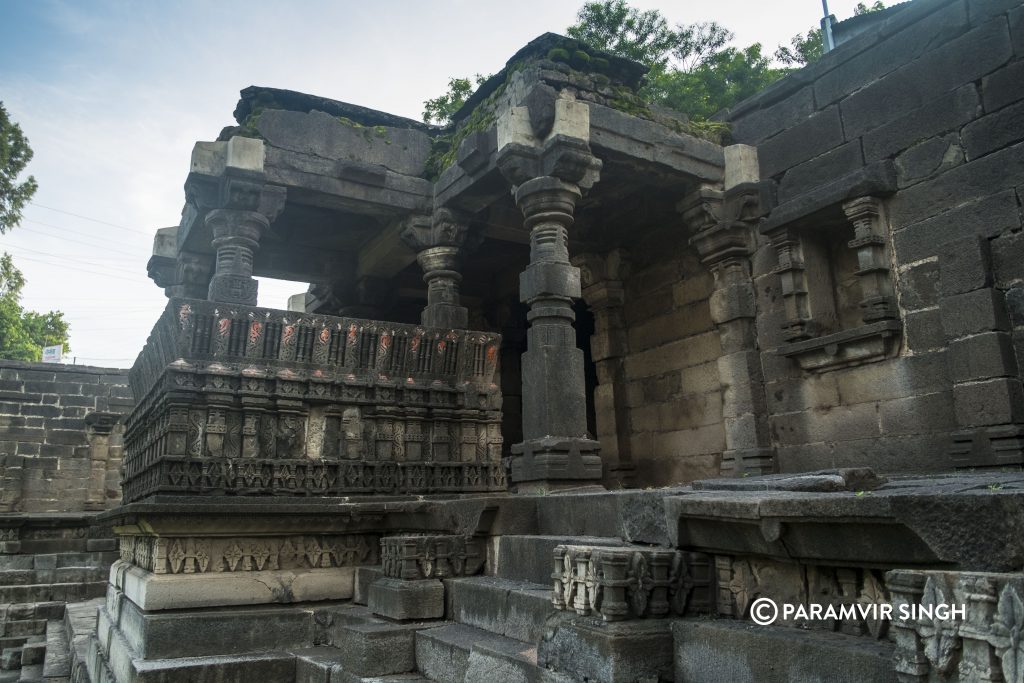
0 361 133 513
725 0 1024 472
619 225 724 486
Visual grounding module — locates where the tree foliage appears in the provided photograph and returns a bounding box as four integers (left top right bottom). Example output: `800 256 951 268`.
567 1 784 120
776 1 886 67
0 102 38 234
0 254 70 361
422 74 489 126
565 0 679 67
0 103 71 362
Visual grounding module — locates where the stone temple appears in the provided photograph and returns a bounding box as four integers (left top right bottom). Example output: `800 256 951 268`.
1 0 1024 680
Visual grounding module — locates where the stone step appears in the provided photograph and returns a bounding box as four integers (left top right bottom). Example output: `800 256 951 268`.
315 604 437 678
42 620 69 680
1 621 45 639
0 572 36 587
446 576 563 643
15 663 41 682
0 583 105 605
491 535 625 585
61 599 101 682
672 619 897 683
294 648 435 683
415 623 570 683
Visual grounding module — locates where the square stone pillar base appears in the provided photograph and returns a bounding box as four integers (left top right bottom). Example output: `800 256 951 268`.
510 436 602 489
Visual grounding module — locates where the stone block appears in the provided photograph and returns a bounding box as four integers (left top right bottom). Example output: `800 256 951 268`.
539 617 674 683
963 98 1024 160
879 392 956 436
813 0 970 107
777 141 864 204
491 535 625 585
325 615 419 676
729 87 815 144
724 144 759 188
770 402 880 446
864 84 979 162
993 231 1024 288
758 106 844 179
114 599 313 660
118 561 356 610
940 288 1011 338
840 17 1011 139
982 59 1024 113
949 332 1018 382
897 260 940 310
415 623 531 683
939 235 993 296
895 133 964 187
954 377 1024 426
672 619 897 683
1013 4 1024 55
368 578 443 621
447 576 558 643
889 144 1024 230
353 566 383 606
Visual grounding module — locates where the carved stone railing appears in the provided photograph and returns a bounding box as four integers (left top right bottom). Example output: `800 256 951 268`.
551 544 713 621
380 534 485 580
888 569 1024 683
122 298 504 501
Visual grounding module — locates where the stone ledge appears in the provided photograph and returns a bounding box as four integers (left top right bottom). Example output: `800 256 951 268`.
111 560 355 610
774 320 902 373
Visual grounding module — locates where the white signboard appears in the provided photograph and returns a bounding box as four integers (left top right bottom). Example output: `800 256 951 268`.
41 345 63 364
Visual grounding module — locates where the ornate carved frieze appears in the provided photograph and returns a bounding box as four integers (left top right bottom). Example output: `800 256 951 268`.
380 534 485 580
551 544 713 622
118 533 378 574
889 569 1024 683
714 555 891 637
122 298 504 500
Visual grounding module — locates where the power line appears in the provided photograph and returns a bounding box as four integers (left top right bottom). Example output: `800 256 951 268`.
19 224 147 258
9 255 143 283
3 244 143 275
28 202 157 236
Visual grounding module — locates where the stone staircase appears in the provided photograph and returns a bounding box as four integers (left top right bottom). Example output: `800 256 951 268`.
0 552 109 681
288 534 621 683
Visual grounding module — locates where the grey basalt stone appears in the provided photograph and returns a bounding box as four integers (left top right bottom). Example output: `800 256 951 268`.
367 578 444 622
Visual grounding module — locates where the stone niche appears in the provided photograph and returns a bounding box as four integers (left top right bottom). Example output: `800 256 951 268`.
769 195 902 373
122 298 505 501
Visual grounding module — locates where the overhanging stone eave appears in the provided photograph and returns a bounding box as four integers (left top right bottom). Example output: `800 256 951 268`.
586 102 725 184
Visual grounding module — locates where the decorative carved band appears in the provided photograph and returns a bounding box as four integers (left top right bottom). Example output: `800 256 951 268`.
551 544 713 621
118 533 378 575
888 569 1024 683
380 534 485 580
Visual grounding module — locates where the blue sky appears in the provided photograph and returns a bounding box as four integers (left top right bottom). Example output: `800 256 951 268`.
1 0 872 367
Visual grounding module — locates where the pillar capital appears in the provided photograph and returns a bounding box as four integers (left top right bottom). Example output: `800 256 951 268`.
206 208 272 305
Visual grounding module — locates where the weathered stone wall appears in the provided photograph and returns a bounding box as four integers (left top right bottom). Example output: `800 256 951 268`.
725 0 1024 472
0 361 132 513
619 226 724 486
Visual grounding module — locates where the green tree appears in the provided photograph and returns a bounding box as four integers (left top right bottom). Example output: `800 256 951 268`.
776 1 886 66
0 103 71 361
565 0 679 67
0 103 38 234
0 254 70 361
422 74 489 126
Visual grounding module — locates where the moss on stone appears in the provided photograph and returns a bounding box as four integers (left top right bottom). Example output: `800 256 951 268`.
547 48 571 63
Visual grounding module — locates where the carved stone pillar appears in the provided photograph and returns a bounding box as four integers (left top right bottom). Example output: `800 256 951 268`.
84 412 121 511
574 250 634 487
496 91 603 489
683 180 776 477
206 209 269 305
400 209 476 329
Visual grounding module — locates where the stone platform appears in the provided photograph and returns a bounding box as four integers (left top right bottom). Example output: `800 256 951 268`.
55 472 1024 682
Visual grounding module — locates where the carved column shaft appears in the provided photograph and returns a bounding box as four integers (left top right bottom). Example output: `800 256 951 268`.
206 208 269 305
401 210 474 330
510 176 601 485
843 197 897 323
685 184 776 477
